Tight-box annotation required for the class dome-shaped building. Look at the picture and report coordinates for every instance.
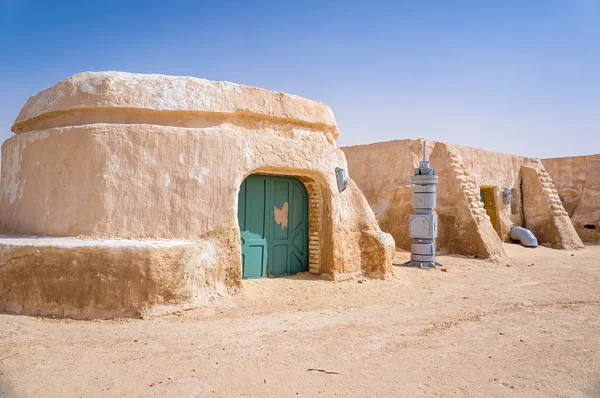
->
[0,71,394,319]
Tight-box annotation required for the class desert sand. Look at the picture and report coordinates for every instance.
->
[1,244,599,397]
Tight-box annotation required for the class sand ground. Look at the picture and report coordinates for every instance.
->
[1,244,599,397]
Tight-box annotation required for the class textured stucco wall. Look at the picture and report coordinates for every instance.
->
[0,123,394,276]
[0,237,231,319]
[543,155,600,242]
[446,144,540,241]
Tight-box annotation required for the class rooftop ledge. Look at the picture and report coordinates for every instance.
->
[12,71,340,139]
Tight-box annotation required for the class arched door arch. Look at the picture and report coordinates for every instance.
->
[238,174,308,278]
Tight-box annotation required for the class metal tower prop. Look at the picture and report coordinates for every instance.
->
[405,140,442,268]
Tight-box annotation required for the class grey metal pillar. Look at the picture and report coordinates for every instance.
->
[405,140,441,269]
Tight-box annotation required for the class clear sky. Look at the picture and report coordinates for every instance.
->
[1,0,598,158]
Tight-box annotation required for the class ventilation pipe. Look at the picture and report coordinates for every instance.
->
[510,226,538,247]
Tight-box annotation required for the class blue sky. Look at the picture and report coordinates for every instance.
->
[1,0,598,158]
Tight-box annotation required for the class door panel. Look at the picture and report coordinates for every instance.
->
[272,180,290,239]
[291,183,304,231]
[238,178,268,278]
[270,179,291,276]
[238,175,308,279]
[480,187,500,235]
[271,245,289,276]
[288,181,308,274]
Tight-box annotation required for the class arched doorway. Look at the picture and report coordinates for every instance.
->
[237,174,309,278]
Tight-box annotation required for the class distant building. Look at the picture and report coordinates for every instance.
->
[343,139,584,260]
[543,155,600,243]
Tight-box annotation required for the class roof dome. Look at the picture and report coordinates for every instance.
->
[12,71,339,140]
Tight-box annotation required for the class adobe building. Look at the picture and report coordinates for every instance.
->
[0,71,394,319]
[543,155,600,243]
[342,139,584,260]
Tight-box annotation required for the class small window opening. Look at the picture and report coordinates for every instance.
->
[583,224,596,230]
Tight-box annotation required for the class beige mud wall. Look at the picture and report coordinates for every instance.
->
[0,72,394,319]
[429,143,507,259]
[0,238,230,319]
[543,155,600,243]
[341,139,419,252]
[343,139,583,259]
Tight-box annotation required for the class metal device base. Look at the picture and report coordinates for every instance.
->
[404,260,443,269]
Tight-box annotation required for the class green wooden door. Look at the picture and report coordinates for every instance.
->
[238,175,308,279]
[238,177,269,278]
